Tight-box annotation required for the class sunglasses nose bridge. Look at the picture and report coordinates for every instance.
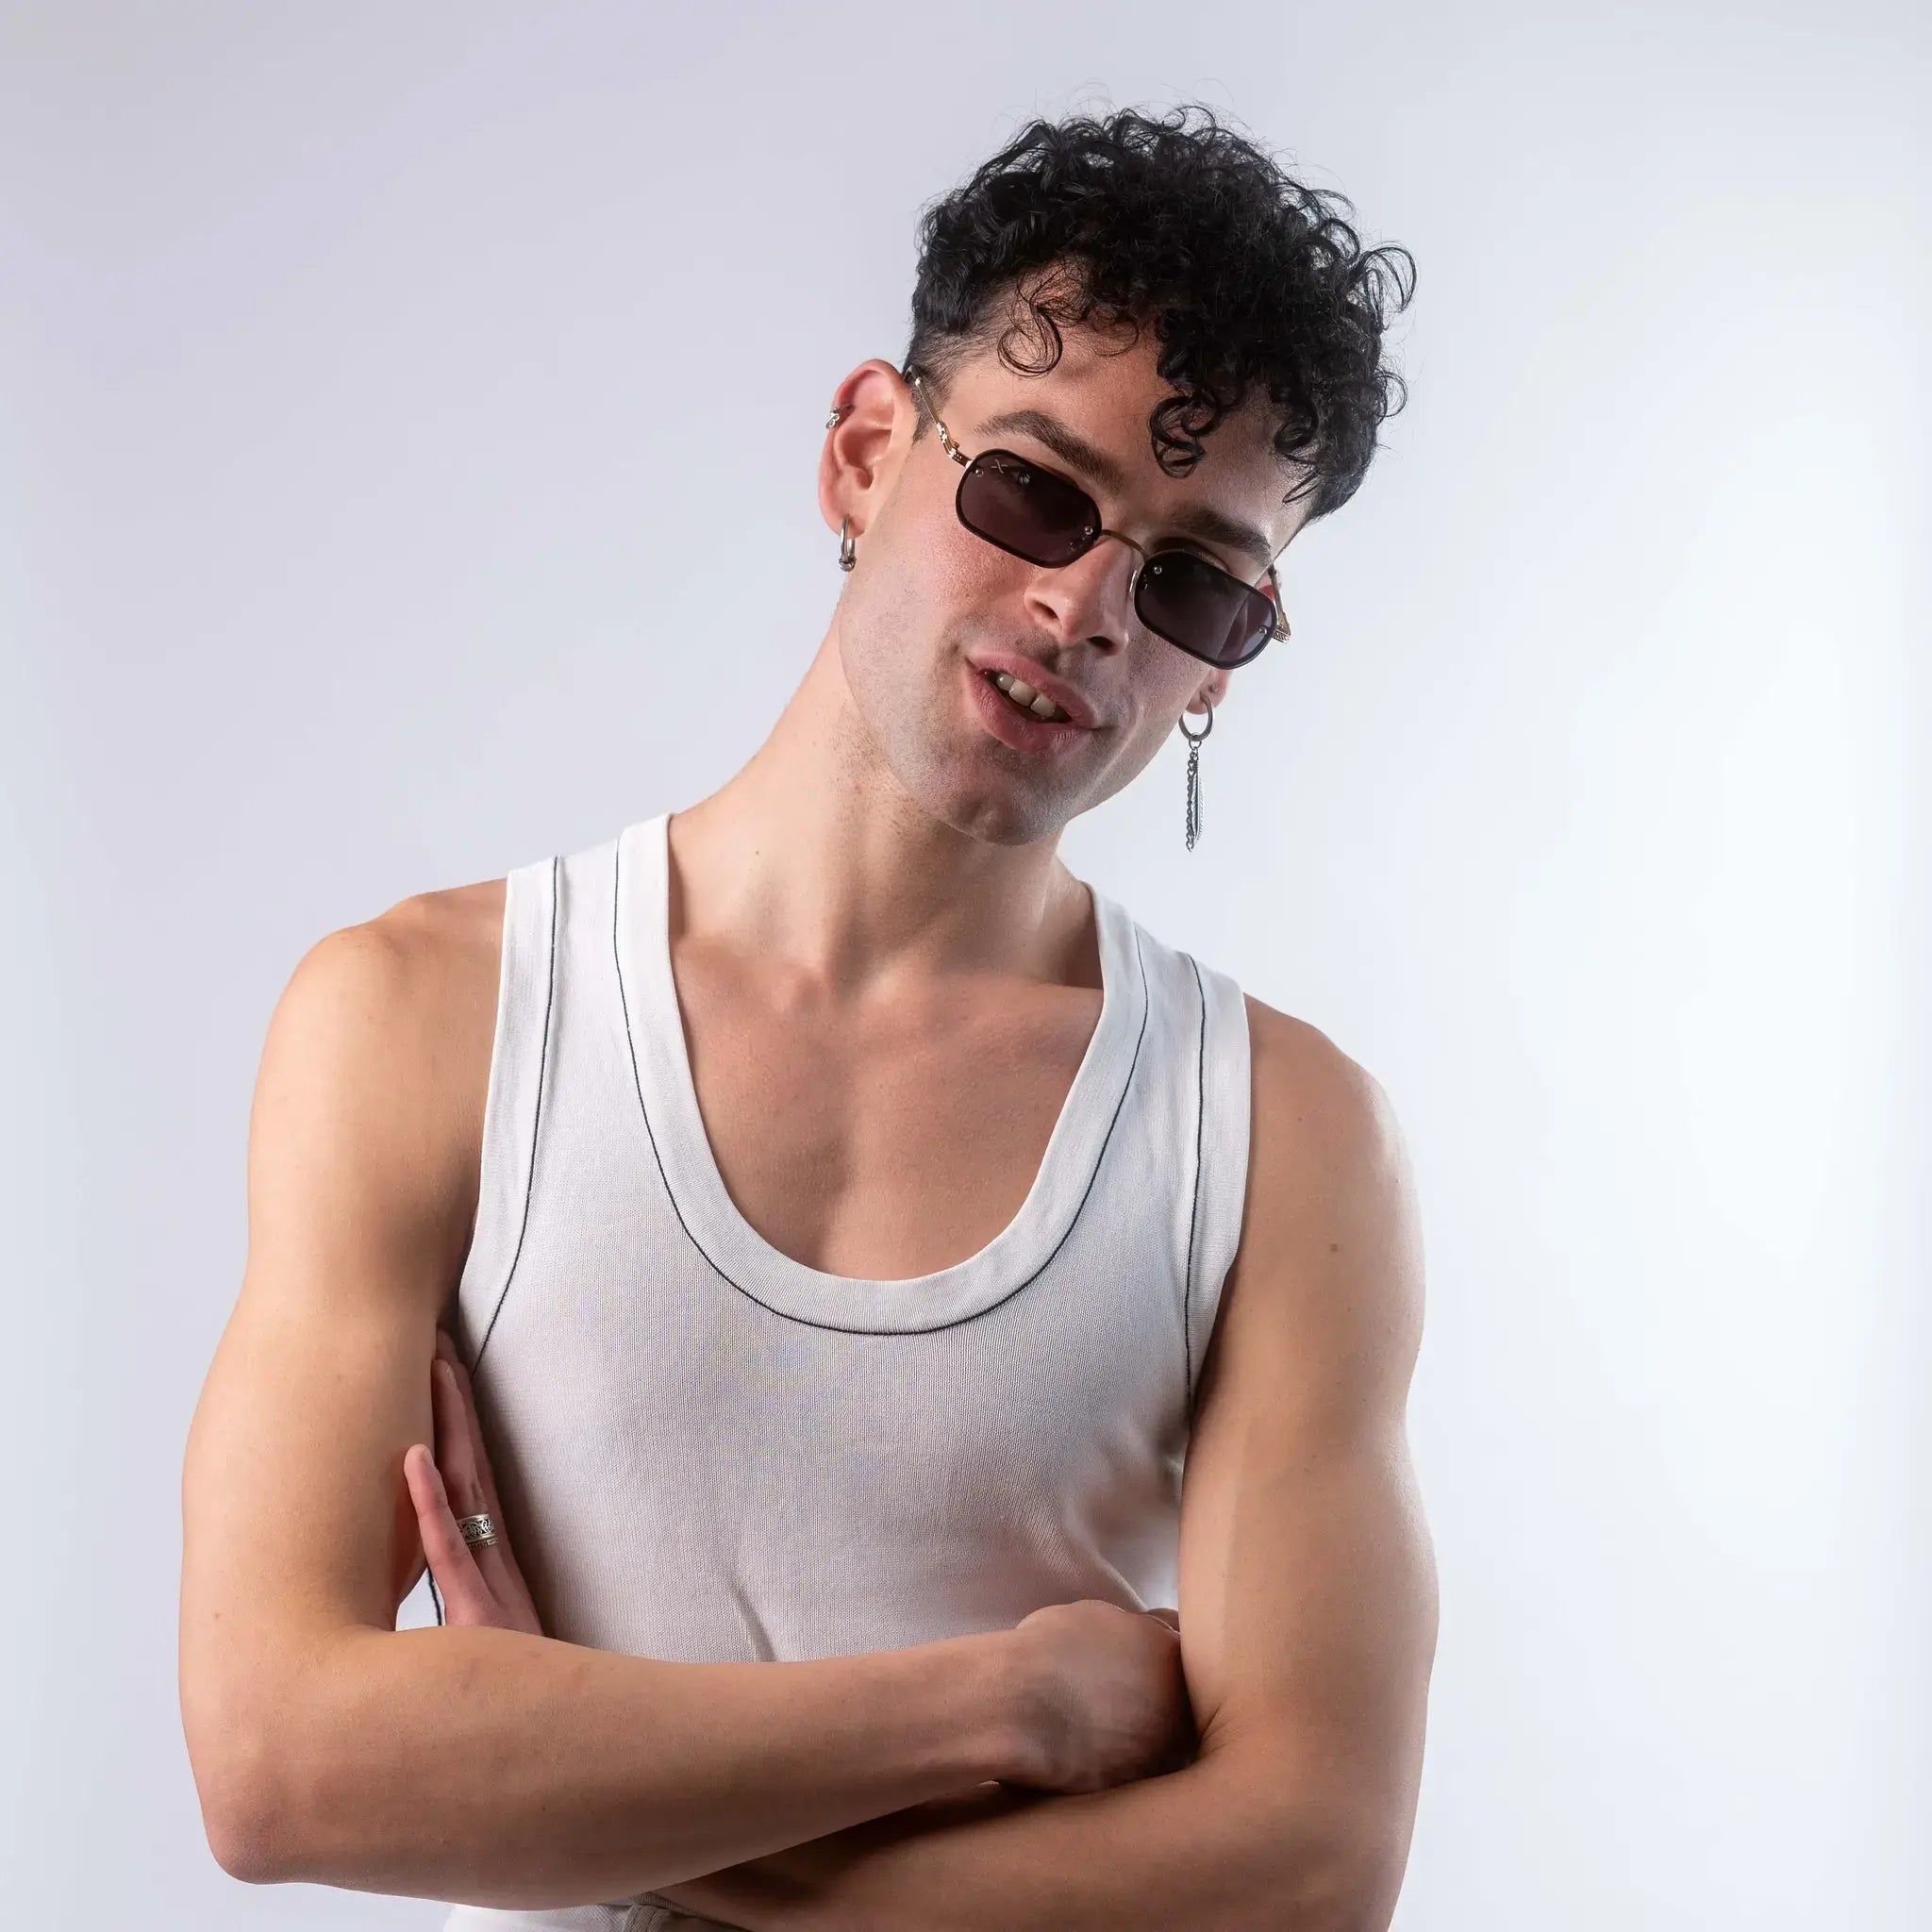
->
[1045,526,1156,652]
[1072,524,1152,603]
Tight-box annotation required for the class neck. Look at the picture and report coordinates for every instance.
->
[663,627,1094,1000]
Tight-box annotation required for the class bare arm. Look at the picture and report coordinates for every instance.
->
[1161,1002,1436,1925]
[178,898,1034,1909]
[646,999,1439,1932]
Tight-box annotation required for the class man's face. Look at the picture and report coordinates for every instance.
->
[824,326,1309,847]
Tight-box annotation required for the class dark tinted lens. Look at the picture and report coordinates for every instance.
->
[1137,550,1276,667]
[956,451,1098,567]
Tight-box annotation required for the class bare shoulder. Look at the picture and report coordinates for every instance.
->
[1240,992,1416,1238]
[1240,991,1408,1171]
[1206,992,1426,1416]
[251,874,508,1307]
[266,873,506,1116]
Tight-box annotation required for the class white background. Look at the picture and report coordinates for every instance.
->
[4,3,1925,1925]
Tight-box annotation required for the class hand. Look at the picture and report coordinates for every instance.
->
[403,1328,545,1637]
[1008,1599,1196,1790]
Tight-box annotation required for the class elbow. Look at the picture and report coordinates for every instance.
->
[189,1630,412,1890]
[1250,1883,1398,1932]
[184,1674,310,1886]
[207,1800,285,1887]
[196,1730,302,1885]
[1276,1831,1410,1932]
[1216,1801,1407,1932]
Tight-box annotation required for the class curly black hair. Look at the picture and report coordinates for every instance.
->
[901,104,1416,527]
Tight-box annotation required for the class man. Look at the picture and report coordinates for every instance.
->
[180,104,1435,1931]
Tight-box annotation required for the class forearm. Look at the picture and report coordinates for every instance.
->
[670,1746,1344,1932]
[238,1622,1029,1909]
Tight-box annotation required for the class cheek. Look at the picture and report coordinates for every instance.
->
[932,552,1035,645]
[1138,655,1210,725]
[851,517,995,658]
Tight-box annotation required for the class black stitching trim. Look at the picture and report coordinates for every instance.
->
[1182,952,1208,1434]
[612,828,1150,1336]
[473,853,559,1374]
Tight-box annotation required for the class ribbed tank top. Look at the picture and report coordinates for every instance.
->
[434,809,1252,1932]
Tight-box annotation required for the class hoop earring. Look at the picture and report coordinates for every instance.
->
[1177,700,1213,851]
[826,395,858,571]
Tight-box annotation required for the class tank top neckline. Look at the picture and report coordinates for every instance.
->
[610,808,1149,1331]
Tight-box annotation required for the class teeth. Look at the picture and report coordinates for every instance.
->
[990,670,1070,723]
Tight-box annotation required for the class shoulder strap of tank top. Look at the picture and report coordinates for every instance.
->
[456,853,560,1375]
[1181,953,1252,1427]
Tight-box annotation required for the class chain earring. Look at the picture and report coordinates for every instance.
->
[1178,700,1213,850]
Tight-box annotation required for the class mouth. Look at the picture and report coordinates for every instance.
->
[966,651,1104,726]
[965,661,1102,754]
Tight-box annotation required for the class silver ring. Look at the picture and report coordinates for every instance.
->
[458,1511,499,1549]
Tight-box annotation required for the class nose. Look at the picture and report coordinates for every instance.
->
[1021,530,1142,654]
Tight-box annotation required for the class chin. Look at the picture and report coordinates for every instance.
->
[935,785,1068,848]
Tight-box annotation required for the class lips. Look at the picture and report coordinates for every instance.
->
[964,658,1099,755]
[966,651,1103,730]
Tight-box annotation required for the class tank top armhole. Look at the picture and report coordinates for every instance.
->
[448,853,559,1378]
[1182,956,1252,1427]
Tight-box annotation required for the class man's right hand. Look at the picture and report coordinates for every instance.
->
[1008,1598,1197,1793]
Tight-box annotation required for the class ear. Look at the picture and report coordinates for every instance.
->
[818,358,916,547]
[1186,667,1233,716]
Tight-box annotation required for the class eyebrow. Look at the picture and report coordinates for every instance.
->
[974,406,1279,574]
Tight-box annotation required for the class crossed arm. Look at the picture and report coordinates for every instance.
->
[427,998,1439,1931]
[182,911,1434,1929]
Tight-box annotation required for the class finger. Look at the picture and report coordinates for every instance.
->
[431,1338,542,1632]
[403,1442,495,1624]
[436,1343,510,1534]
[431,1357,491,1525]
[436,1352,533,1611]
[435,1325,470,1386]
[1146,1607,1180,1632]
[430,1358,525,1606]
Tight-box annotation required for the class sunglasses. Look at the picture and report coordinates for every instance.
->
[905,368,1290,670]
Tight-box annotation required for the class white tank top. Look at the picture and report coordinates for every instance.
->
[435,809,1252,1932]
